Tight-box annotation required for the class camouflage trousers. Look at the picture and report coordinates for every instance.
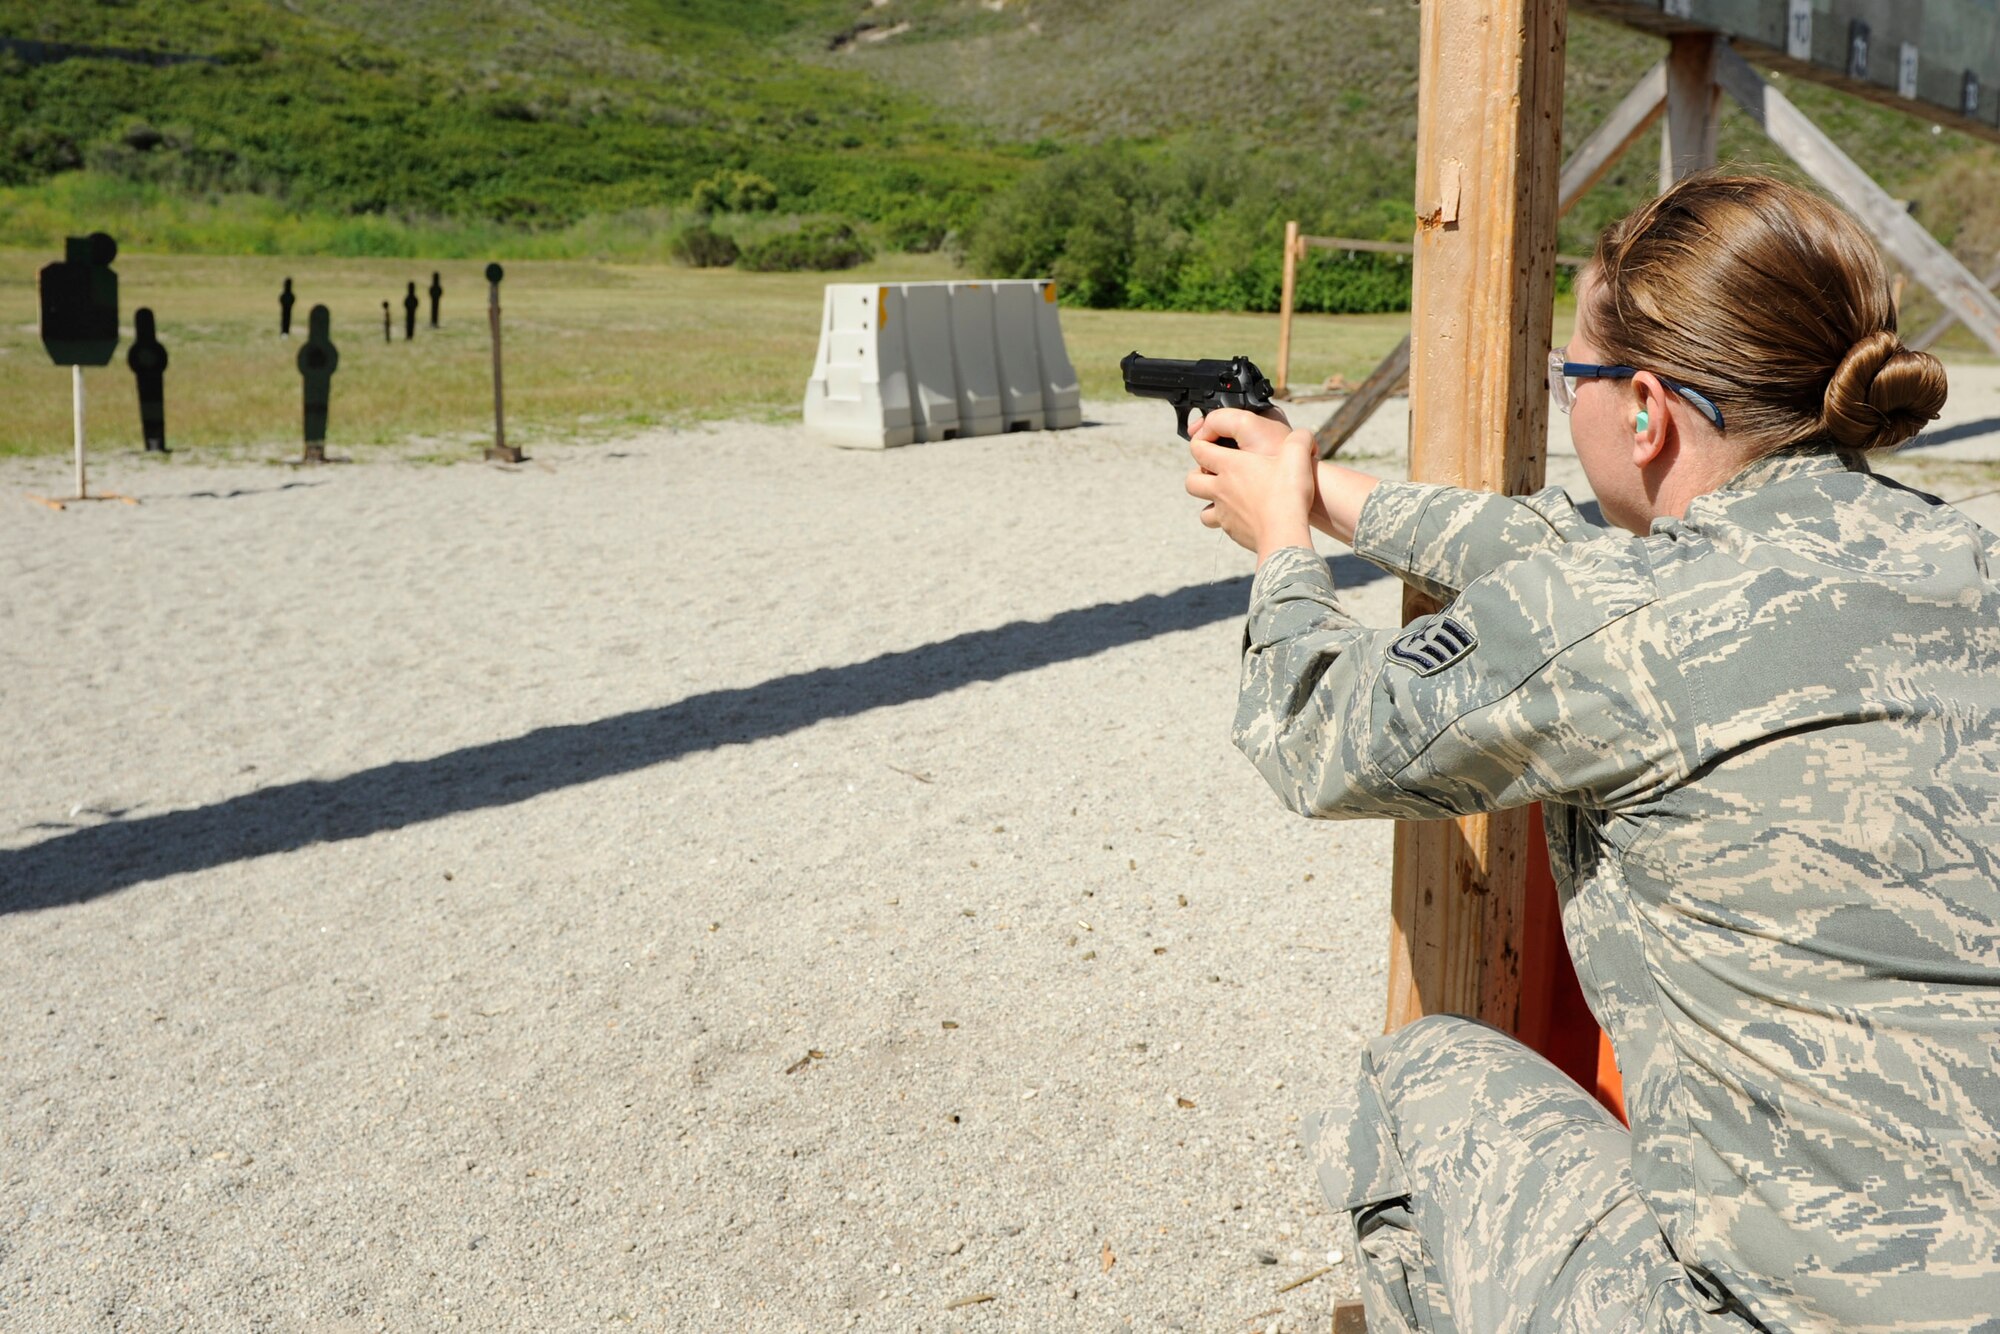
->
[1307,1016,1750,1334]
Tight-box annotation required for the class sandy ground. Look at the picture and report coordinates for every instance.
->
[5,373,2000,1333]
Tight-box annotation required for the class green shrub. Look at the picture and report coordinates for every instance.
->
[726,171,778,212]
[689,175,730,214]
[670,221,739,267]
[881,201,951,253]
[6,126,83,179]
[690,171,779,214]
[738,219,871,272]
[965,141,1417,313]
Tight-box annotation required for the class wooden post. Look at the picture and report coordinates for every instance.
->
[1385,0,1568,1034]
[1314,59,1664,461]
[1661,32,1721,188]
[484,262,522,464]
[72,365,87,500]
[1715,43,2000,360]
[1276,220,1301,397]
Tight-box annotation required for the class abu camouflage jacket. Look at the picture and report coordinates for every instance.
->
[1235,450,2000,1332]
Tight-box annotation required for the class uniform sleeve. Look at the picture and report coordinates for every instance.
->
[1352,482,1611,603]
[1233,541,1692,821]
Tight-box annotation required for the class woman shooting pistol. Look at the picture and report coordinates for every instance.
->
[1186,174,1997,1332]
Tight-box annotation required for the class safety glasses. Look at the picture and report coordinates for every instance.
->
[1548,348,1727,431]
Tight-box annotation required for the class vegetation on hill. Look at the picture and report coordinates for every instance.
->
[3,0,1997,318]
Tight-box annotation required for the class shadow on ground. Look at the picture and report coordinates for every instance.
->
[1910,417,2000,449]
[2,557,1387,914]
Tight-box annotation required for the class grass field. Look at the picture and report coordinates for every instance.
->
[2,249,1446,460]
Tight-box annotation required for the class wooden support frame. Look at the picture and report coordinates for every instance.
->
[1714,44,2000,360]
[1313,37,2000,461]
[1661,32,1722,188]
[1382,0,1569,1034]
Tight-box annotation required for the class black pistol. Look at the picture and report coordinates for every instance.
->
[1120,352,1278,443]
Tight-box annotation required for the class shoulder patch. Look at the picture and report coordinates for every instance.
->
[1387,615,1477,675]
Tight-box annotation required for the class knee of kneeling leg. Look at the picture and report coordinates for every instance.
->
[1363,1014,1535,1116]
[1368,1013,1493,1072]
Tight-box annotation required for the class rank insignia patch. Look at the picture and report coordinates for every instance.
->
[1388,616,1477,674]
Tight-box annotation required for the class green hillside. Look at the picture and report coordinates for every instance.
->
[3,0,1997,314]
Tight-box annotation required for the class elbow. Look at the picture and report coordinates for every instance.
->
[1236,727,1380,822]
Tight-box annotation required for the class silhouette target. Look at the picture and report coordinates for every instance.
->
[127,307,169,452]
[297,305,339,459]
[39,232,120,366]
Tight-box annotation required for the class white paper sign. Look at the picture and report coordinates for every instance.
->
[1899,42,1919,99]
[1663,0,1692,18]
[1787,0,1813,61]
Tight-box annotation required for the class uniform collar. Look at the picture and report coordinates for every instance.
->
[1668,448,1870,532]
[1715,446,1867,494]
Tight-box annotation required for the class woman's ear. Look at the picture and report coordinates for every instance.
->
[1629,372,1672,468]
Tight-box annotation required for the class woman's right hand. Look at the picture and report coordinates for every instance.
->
[1190,408,1381,547]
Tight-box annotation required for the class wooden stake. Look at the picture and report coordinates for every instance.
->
[1386,0,1567,1034]
[72,364,87,500]
[484,263,522,464]
[1276,220,1301,396]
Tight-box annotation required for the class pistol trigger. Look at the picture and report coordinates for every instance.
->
[1175,405,1192,440]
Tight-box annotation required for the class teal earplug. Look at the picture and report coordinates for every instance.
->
[1636,410,1650,433]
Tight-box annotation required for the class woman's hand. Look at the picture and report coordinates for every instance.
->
[1186,425,1318,562]
[1190,407,1380,547]
[1190,406,1292,456]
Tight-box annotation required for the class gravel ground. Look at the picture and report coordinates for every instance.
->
[5,371,1998,1333]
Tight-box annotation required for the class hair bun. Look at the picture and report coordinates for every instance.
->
[1822,330,1948,450]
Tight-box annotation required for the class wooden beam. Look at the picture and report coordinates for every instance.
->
[1716,43,2000,361]
[1384,0,1568,1035]
[1313,59,1662,461]
[1661,32,1721,188]
[1911,256,2000,351]
[1570,0,2000,152]
[1311,334,1411,457]
[1558,58,1667,207]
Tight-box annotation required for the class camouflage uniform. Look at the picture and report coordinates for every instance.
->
[1234,452,2000,1332]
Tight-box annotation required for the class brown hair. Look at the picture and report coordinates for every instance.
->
[1582,173,1947,453]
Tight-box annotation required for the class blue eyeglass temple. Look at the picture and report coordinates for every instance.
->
[1561,361,1727,432]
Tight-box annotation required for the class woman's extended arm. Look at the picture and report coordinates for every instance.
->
[1312,459,1380,546]
[1234,541,1690,821]
[1191,408,1612,601]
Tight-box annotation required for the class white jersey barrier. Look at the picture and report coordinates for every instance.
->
[803,279,1083,449]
